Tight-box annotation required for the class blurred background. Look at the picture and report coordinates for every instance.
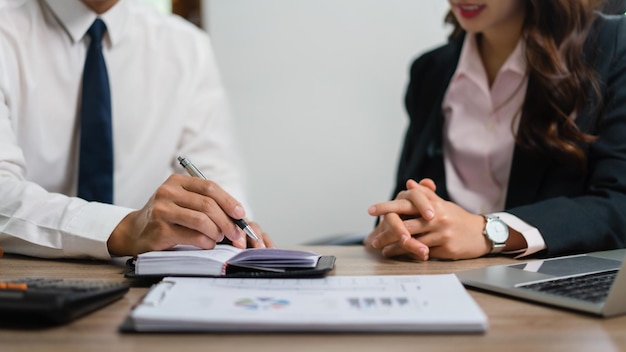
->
[142,0,450,245]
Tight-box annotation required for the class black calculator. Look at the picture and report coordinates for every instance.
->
[0,277,130,325]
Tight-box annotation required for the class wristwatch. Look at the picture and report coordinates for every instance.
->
[482,215,509,254]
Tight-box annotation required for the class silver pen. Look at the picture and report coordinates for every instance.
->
[177,156,260,242]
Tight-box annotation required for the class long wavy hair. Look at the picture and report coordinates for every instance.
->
[446,0,607,171]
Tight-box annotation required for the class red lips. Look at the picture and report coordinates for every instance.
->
[456,3,486,19]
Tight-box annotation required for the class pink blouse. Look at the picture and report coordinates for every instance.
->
[441,33,545,257]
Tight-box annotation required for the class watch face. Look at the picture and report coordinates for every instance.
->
[486,219,509,243]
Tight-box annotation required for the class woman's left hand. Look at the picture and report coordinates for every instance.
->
[364,179,490,261]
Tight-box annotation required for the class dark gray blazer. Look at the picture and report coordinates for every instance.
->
[393,13,626,257]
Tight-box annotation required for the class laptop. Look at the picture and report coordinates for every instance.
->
[456,249,626,317]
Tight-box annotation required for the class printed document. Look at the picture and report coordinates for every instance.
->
[124,274,487,333]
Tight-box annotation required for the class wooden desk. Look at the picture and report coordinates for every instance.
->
[1,246,625,352]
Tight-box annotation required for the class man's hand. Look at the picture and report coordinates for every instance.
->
[107,174,272,256]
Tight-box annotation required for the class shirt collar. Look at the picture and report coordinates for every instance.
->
[454,33,526,85]
[44,0,128,46]
[499,36,526,76]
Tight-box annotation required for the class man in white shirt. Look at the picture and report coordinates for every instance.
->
[0,0,271,259]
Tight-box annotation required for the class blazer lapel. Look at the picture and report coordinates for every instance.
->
[402,40,463,201]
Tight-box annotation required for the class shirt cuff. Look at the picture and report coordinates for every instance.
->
[63,202,134,260]
[492,212,546,258]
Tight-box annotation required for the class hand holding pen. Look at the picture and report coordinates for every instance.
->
[107,156,268,257]
[178,156,261,243]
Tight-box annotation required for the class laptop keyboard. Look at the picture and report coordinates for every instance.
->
[518,270,618,304]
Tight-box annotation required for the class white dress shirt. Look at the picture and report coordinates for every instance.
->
[442,33,546,257]
[0,0,248,259]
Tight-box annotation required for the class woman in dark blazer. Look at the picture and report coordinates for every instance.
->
[364,0,626,261]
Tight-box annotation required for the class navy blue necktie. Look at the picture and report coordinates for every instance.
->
[78,19,113,203]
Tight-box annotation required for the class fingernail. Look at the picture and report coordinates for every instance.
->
[371,239,380,248]
[424,209,434,220]
[231,229,242,241]
[419,247,429,260]
[368,206,376,215]
[233,205,245,218]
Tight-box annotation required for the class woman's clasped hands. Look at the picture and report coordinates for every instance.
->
[364,178,491,261]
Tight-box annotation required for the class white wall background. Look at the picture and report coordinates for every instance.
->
[204,0,450,246]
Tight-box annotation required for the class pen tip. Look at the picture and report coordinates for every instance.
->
[246,228,260,242]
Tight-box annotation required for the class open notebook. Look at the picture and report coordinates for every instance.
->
[456,249,626,317]
[125,245,335,279]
